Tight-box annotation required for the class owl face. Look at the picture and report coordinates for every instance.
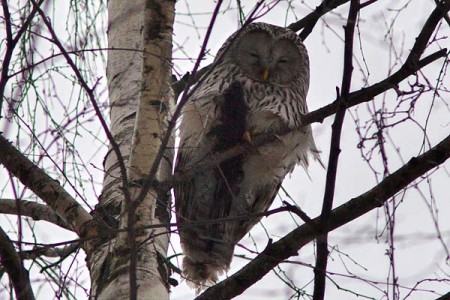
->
[230,30,306,85]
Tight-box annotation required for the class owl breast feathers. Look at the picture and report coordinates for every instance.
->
[174,22,321,293]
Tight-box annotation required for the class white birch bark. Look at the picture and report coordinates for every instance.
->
[88,0,175,299]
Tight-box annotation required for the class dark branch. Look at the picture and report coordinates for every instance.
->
[172,65,211,100]
[435,0,450,26]
[0,226,35,300]
[288,0,377,40]
[313,1,359,299]
[405,0,450,66]
[196,133,450,300]
[302,48,447,125]
[436,291,450,300]
[288,0,349,40]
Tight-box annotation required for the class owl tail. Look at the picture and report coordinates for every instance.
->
[182,253,230,294]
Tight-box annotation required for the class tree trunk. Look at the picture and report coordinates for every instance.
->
[87,0,175,299]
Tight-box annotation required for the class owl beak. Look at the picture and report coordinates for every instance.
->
[262,68,269,81]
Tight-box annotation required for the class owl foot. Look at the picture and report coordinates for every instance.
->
[242,130,252,143]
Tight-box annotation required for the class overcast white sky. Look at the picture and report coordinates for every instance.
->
[0,1,449,299]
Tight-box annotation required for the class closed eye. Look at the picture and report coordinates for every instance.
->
[248,52,259,58]
[278,58,288,64]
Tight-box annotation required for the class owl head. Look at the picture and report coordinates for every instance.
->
[217,22,309,86]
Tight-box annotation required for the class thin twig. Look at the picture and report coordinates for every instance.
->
[0,0,45,117]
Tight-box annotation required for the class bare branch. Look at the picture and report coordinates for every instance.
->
[302,48,447,125]
[314,1,359,299]
[0,226,35,300]
[435,0,450,26]
[405,0,450,66]
[0,199,71,230]
[436,291,450,300]
[0,135,92,237]
[172,65,211,100]
[196,133,450,299]
[288,0,349,40]
[305,0,450,124]
[19,243,79,260]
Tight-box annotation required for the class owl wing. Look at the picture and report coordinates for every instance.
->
[175,81,253,290]
[175,80,246,231]
[231,179,282,243]
[174,98,218,228]
[174,97,222,290]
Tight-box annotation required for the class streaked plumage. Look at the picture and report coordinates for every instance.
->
[174,22,321,292]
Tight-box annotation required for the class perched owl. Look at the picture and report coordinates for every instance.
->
[174,22,321,292]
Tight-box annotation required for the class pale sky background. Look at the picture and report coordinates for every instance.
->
[0,1,449,299]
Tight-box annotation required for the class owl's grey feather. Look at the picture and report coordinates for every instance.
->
[174,22,321,292]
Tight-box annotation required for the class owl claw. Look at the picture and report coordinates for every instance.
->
[242,131,252,143]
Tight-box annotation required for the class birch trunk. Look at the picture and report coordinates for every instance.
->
[87,0,175,299]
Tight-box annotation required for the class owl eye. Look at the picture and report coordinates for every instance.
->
[248,52,259,58]
[278,57,288,64]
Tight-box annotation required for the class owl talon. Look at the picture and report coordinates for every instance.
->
[242,131,252,143]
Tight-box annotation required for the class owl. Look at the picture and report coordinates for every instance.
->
[174,22,321,292]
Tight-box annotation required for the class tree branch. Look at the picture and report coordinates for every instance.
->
[435,0,450,26]
[313,1,359,299]
[196,133,450,300]
[0,135,92,237]
[405,0,450,66]
[172,65,211,101]
[0,226,35,300]
[0,199,71,230]
[436,291,450,300]
[19,242,79,261]
[288,0,349,40]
